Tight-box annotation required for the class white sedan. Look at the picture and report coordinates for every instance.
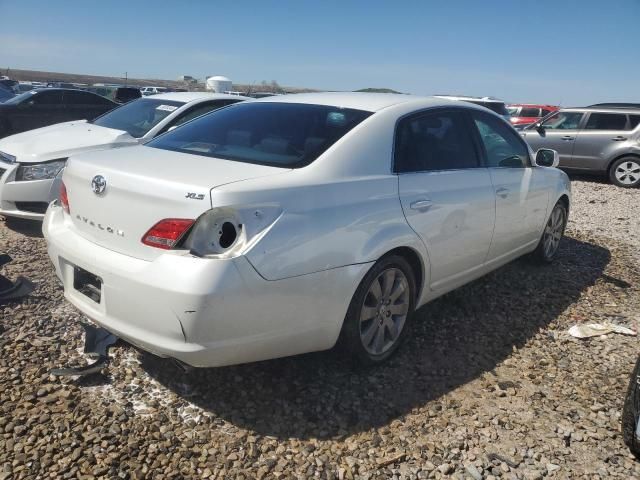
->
[43,93,570,367]
[0,92,248,220]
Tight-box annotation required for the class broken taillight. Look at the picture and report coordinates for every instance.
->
[59,181,70,213]
[141,219,195,249]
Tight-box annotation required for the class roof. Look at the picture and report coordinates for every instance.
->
[146,92,250,103]
[250,92,432,112]
[508,103,559,109]
[434,95,505,104]
[562,106,640,114]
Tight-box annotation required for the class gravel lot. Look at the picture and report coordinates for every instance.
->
[1,178,639,479]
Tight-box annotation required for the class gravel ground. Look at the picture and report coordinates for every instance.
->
[1,178,639,479]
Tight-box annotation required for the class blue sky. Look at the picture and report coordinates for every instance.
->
[1,0,638,105]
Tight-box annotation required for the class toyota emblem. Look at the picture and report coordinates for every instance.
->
[91,175,107,195]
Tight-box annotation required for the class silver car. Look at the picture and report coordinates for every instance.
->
[521,106,640,188]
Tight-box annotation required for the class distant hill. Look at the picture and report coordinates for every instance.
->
[355,87,402,94]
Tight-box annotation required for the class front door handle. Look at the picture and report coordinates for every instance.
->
[495,187,510,198]
[410,199,433,211]
[612,136,627,141]
[561,136,574,141]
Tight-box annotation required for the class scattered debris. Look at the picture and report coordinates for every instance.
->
[568,322,636,338]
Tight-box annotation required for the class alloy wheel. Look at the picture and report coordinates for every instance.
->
[543,205,565,259]
[359,268,410,355]
[615,160,640,186]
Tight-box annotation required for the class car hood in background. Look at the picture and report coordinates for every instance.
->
[0,121,137,163]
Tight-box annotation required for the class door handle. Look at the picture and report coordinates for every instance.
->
[611,136,627,141]
[495,187,510,198]
[561,136,574,141]
[409,199,433,211]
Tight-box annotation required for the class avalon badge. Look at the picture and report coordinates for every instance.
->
[91,175,107,195]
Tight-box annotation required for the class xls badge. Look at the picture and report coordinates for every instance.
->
[91,175,107,195]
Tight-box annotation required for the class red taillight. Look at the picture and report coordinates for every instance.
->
[141,219,195,249]
[59,181,70,213]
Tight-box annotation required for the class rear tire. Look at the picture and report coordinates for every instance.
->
[609,156,640,188]
[341,255,416,366]
[532,201,567,264]
[622,356,640,458]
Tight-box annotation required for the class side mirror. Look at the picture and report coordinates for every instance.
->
[534,149,559,168]
[535,122,545,135]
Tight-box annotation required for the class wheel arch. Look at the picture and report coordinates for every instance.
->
[378,246,425,302]
[606,152,640,173]
[558,193,570,212]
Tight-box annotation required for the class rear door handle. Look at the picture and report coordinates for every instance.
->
[409,199,433,211]
[612,136,627,141]
[561,136,574,141]
[495,187,510,198]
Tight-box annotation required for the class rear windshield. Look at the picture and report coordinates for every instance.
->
[147,102,373,168]
[469,101,509,117]
[92,98,184,137]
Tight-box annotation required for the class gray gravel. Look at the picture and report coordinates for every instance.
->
[1,179,639,479]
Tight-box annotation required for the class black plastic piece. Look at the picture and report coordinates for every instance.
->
[50,324,118,377]
[0,254,35,303]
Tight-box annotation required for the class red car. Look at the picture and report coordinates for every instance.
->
[508,104,559,128]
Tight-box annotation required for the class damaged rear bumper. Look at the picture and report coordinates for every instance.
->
[43,205,370,367]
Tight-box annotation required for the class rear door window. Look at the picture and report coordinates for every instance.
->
[394,110,480,172]
[629,115,640,130]
[472,111,530,168]
[585,113,628,130]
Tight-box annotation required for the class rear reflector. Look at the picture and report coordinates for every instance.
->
[141,219,195,249]
[60,181,70,213]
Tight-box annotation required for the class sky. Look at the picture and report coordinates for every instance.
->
[0,0,638,106]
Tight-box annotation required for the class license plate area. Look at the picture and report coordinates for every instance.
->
[73,266,102,303]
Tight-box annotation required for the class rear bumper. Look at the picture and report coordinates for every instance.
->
[43,205,370,367]
[0,162,53,220]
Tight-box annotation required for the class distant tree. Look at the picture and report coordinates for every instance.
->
[355,87,402,94]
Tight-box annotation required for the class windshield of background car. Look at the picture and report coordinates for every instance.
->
[0,89,14,103]
[92,98,184,137]
[2,91,37,105]
[469,101,509,117]
[146,102,373,168]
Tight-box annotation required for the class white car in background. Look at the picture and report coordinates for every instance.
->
[0,92,248,220]
[434,95,511,121]
[140,86,169,96]
[44,93,570,368]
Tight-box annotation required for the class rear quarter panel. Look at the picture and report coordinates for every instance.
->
[213,173,428,282]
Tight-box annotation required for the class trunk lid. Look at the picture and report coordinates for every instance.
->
[64,145,289,261]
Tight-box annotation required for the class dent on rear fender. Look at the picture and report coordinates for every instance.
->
[245,193,426,280]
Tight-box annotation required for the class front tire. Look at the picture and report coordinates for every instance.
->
[622,356,640,458]
[609,157,640,188]
[341,255,416,366]
[532,201,567,263]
